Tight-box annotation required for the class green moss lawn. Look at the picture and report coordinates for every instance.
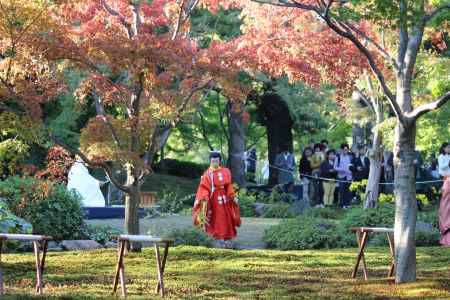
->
[2,246,450,299]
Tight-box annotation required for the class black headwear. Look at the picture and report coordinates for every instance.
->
[209,150,222,160]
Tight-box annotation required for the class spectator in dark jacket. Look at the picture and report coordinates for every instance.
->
[299,147,313,203]
[351,146,370,181]
[320,149,337,206]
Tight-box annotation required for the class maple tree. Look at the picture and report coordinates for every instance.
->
[41,0,248,250]
[222,0,450,283]
[0,0,63,118]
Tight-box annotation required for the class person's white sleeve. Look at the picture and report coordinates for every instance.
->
[438,155,450,177]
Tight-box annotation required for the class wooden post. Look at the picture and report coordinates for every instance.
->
[33,241,43,295]
[387,232,395,277]
[156,242,170,294]
[154,243,165,297]
[113,240,126,296]
[352,231,369,279]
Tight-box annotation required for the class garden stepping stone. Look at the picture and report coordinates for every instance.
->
[61,240,103,250]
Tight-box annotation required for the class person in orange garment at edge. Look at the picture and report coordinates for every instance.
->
[192,150,241,248]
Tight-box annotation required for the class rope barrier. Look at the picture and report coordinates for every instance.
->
[236,153,445,185]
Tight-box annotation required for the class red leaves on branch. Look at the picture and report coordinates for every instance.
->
[36,146,75,184]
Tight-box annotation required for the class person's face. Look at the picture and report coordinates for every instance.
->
[305,149,312,157]
[445,145,450,154]
[359,148,365,156]
[342,147,349,154]
[314,147,321,153]
[328,152,335,160]
[210,157,220,168]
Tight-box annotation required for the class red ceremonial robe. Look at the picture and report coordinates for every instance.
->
[439,178,450,246]
[192,167,241,240]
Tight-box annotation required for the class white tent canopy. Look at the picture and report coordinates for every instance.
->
[67,161,105,207]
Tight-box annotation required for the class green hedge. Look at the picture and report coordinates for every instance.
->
[0,176,85,240]
[152,159,209,179]
[263,202,439,250]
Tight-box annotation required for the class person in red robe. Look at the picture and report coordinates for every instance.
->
[192,151,241,242]
[439,177,450,246]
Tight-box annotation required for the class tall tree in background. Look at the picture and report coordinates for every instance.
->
[245,0,450,283]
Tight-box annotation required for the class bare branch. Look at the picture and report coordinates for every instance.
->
[397,0,409,68]
[92,91,124,148]
[250,0,320,11]
[174,80,214,123]
[320,16,404,123]
[407,91,450,120]
[49,133,130,193]
[198,110,214,150]
[101,0,133,38]
[423,4,450,24]
[343,22,399,71]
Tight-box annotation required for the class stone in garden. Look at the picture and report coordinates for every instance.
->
[47,241,64,252]
[252,202,270,216]
[61,240,103,250]
[288,199,310,215]
[104,241,118,249]
[416,221,434,233]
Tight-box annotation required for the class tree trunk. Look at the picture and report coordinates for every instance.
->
[364,129,382,209]
[393,120,417,283]
[364,101,384,209]
[124,164,141,252]
[352,122,365,151]
[259,93,293,185]
[227,101,246,186]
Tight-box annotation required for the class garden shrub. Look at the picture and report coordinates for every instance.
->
[415,228,440,246]
[149,227,214,247]
[158,189,188,214]
[262,187,296,203]
[304,207,340,219]
[236,189,257,217]
[81,224,122,245]
[0,139,30,176]
[417,210,438,228]
[340,202,395,229]
[263,216,342,250]
[0,176,85,240]
[152,159,209,179]
[262,202,296,218]
[0,200,32,234]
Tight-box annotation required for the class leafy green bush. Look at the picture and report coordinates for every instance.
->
[236,189,257,217]
[0,139,30,176]
[340,202,395,229]
[0,200,32,234]
[415,228,440,246]
[158,189,188,214]
[81,224,122,245]
[261,187,295,204]
[417,210,438,228]
[153,227,214,247]
[0,176,85,240]
[262,203,296,218]
[264,216,341,250]
[152,159,209,179]
[304,207,340,219]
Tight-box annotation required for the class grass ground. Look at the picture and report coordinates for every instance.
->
[2,246,450,299]
[87,216,279,249]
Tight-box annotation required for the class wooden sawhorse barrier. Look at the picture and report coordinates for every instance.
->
[113,235,174,297]
[0,234,52,296]
[350,227,395,280]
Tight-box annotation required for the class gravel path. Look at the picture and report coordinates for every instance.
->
[87,215,280,249]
